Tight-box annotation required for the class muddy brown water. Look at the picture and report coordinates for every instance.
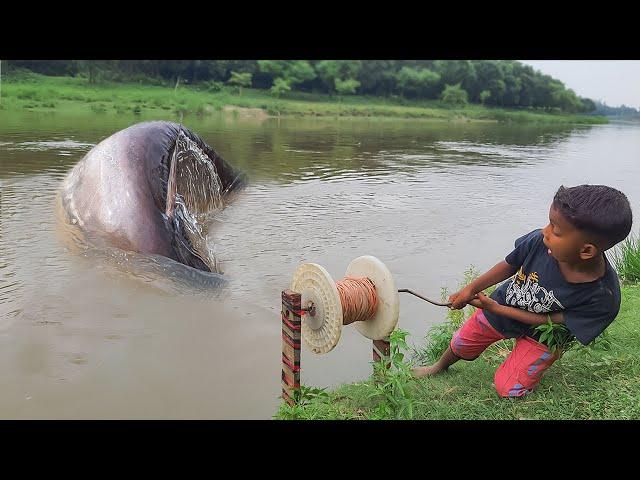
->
[1,110,639,418]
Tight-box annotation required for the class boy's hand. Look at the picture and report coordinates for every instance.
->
[448,286,477,310]
[468,292,500,313]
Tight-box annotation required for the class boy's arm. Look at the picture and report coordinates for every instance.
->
[494,304,564,326]
[467,260,518,293]
[470,292,565,325]
[449,261,517,309]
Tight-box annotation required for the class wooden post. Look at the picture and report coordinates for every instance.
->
[281,290,302,406]
[372,337,391,371]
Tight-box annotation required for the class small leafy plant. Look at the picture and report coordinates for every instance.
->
[275,384,330,420]
[293,385,329,406]
[534,318,577,354]
[367,328,419,419]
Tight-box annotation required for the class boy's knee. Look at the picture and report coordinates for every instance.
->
[493,373,532,398]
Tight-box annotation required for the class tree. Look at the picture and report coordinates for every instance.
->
[315,60,362,95]
[579,97,596,113]
[258,60,316,90]
[518,66,536,107]
[471,60,504,104]
[479,90,491,105]
[551,87,582,113]
[502,63,522,106]
[8,60,77,77]
[395,67,441,99]
[75,60,97,84]
[488,78,506,106]
[227,71,253,96]
[355,60,398,96]
[335,78,360,96]
[270,77,292,98]
[433,60,476,94]
[440,83,468,106]
[258,60,316,97]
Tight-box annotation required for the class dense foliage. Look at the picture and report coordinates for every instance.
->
[3,60,607,113]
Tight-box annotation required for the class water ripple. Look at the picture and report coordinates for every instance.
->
[3,139,95,151]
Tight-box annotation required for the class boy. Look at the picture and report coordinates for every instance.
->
[412,184,633,398]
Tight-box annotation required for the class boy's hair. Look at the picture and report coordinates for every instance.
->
[553,184,633,251]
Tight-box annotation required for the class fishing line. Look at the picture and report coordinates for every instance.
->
[336,276,379,325]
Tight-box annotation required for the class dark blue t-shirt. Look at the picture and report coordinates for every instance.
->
[483,229,621,346]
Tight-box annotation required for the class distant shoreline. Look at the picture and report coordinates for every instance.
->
[1,74,608,125]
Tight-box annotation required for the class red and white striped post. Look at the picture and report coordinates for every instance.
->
[281,290,302,406]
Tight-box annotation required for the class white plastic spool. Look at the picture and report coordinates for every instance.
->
[290,255,399,355]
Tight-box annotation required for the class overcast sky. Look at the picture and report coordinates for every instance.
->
[520,61,640,110]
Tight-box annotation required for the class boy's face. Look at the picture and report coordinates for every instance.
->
[542,204,599,263]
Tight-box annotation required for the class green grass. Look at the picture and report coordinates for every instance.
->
[0,72,608,124]
[609,231,640,283]
[275,279,640,420]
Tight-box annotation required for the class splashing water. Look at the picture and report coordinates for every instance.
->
[170,130,225,273]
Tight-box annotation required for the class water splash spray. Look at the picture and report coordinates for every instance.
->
[169,128,225,273]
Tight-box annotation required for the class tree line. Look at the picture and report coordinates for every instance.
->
[5,60,599,113]
[593,100,640,117]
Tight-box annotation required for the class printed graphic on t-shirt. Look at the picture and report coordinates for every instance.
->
[505,267,565,313]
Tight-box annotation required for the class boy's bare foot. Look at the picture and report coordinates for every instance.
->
[412,347,460,379]
[411,365,445,378]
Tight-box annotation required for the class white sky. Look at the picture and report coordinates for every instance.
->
[520,61,640,110]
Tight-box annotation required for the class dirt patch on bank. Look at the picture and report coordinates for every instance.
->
[222,105,271,121]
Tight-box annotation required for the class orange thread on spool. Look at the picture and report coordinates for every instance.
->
[336,276,378,325]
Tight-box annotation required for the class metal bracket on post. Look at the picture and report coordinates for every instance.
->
[281,290,302,406]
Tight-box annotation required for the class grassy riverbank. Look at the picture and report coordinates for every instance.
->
[276,277,640,420]
[1,72,607,124]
